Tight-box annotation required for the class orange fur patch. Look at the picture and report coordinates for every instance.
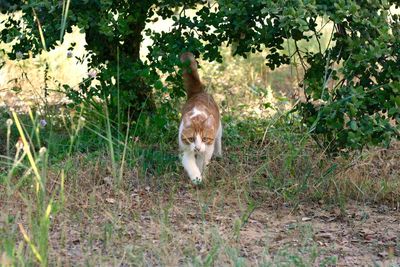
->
[180,52,220,145]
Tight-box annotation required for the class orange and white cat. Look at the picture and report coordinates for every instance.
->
[179,52,222,184]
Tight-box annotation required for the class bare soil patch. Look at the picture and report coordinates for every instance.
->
[42,184,400,266]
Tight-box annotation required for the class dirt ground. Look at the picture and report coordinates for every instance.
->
[40,183,400,266]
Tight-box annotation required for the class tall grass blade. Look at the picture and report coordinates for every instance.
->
[18,224,43,264]
[117,46,121,133]
[118,118,130,186]
[31,8,47,51]
[6,119,13,165]
[60,0,71,42]
[104,104,118,183]
[12,112,44,192]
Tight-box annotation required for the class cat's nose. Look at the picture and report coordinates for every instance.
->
[194,146,200,152]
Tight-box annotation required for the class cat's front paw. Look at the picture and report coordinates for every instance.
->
[190,175,203,185]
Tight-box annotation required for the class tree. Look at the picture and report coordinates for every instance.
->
[149,0,400,152]
[0,0,201,121]
[1,0,399,151]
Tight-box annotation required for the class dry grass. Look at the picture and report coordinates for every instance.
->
[1,114,399,265]
[3,157,400,266]
[0,26,87,112]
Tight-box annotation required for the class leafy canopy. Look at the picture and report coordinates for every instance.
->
[1,0,399,151]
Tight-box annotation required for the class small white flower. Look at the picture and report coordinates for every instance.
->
[39,147,47,156]
[6,119,13,127]
[16,138,23,150]
[76,116,86,131]
[88,70,97,78]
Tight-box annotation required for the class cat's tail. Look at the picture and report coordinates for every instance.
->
[180,52,204,98]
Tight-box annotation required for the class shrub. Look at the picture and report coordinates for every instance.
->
[1,0,399,151]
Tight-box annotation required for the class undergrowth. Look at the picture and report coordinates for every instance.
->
[0,103,398,265]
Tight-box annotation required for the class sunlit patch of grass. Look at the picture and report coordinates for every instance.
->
[0,23,88,111]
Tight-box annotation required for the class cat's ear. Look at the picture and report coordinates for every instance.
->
[205,115,214,128]
[183,114,191,127]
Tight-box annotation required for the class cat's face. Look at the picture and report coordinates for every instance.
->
[181,112,216,153]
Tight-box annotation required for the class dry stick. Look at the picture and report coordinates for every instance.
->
[294,40,308,73]
[313,24,322,54]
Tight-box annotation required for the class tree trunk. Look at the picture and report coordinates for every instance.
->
[85,4,156,122]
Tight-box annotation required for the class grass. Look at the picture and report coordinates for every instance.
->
[0,102,399,265]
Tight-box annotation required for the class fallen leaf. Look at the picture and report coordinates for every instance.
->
[103,176,113,186]
[106,198,116,204]
[361,228,374,235]
[333,207,341,216]
[315,232,334,240]
[361,228,375,241]
[378,251,388,258]
[364,234,374,241]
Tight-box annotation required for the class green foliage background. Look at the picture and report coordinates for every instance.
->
[1,0,399,151]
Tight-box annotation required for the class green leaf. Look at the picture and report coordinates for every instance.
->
[154,80,163,90]
[349,120,358,131]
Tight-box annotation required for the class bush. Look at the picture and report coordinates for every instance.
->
[1,0,399,151]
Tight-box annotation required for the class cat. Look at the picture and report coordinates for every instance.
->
[178,52,222,184]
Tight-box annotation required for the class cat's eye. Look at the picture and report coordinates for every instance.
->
[202,137,213,142]
[187,137,195,142]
